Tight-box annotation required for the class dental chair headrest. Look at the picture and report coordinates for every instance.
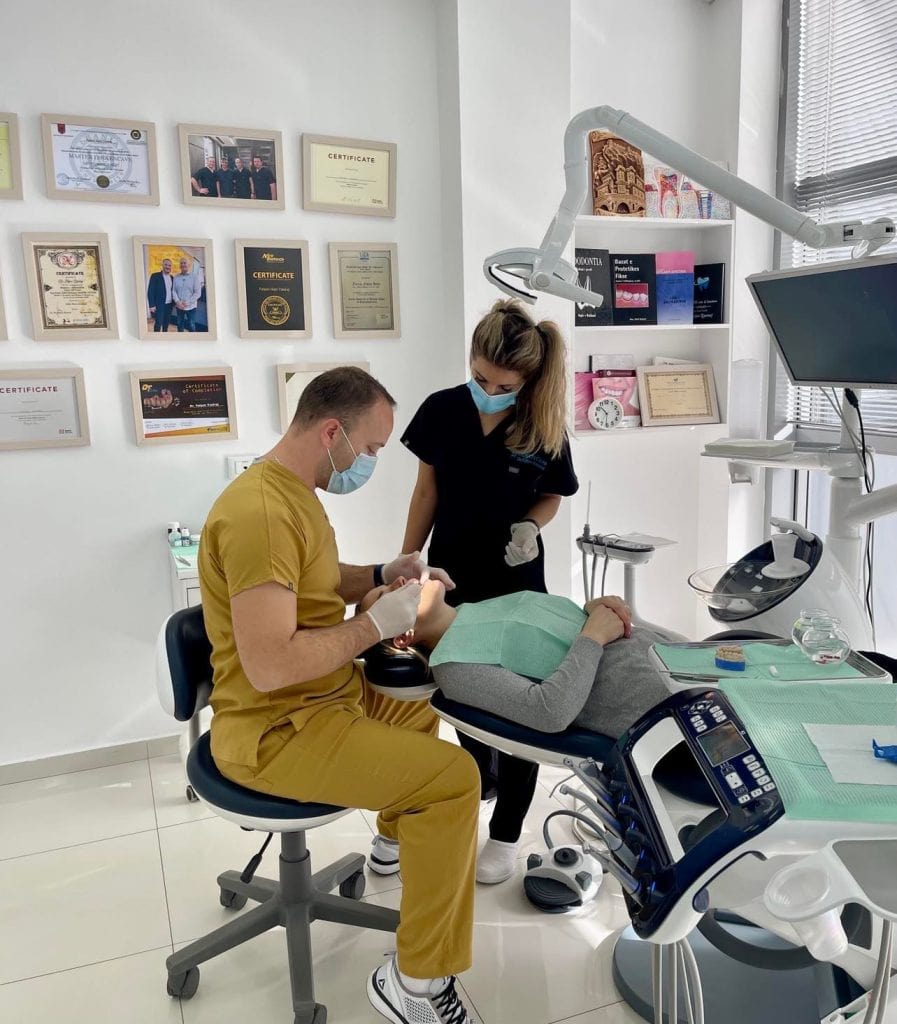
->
[362,642,432,687]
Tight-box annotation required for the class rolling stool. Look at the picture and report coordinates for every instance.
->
[155,606,400,1024]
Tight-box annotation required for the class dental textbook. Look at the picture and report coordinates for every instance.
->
[655,251,695,325]
[610,253,657,325]
[574,247,613,326]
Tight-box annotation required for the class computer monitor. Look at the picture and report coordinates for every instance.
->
[747,253,897,390]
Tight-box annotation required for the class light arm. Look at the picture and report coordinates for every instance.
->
[485,104,895,304]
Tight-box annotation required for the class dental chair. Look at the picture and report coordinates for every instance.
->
[156,606,400,1024]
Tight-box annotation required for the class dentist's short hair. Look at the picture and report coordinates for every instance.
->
[290,365,395,432]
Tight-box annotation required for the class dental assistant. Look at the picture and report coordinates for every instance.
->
[401,298,578,884]
[198,367,480,1024]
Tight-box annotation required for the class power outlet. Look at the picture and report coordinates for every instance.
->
[226,454,258,479]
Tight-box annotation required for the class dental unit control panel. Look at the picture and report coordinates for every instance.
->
[574,688,784,945]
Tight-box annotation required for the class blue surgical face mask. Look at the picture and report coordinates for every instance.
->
[467,376,519,414]
[326,426,377,495]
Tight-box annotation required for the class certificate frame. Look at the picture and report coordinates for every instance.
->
[328,242,400,339]
[178,123,285,210]
[22,231,118,341]
[235,239,312,340]
[302,133,396,217]
[636,362,720,427]
[0,366,90,450]
[128,366,237,446]
[276,360,370,433]
[0,113,23,200]
[132,236,217,340]
[0,276,7,340]
[40,113,160,205]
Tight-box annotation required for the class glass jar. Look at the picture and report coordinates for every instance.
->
[795,612,851,666]
[791,609,831,649]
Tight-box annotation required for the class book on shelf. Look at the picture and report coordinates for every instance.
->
[574,248,613,326]
[610,253,657,325]
[655,251,695,325]
[693,263,726,324]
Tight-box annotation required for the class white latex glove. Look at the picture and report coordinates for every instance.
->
[383,551,456,590]
[504,520,540,567]
[365,580,422,640]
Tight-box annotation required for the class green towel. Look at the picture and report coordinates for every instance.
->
[654,641,861,681]
[428,592,586,680]
[722,680,897,823]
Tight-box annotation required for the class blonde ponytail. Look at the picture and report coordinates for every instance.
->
[470,299,568,456]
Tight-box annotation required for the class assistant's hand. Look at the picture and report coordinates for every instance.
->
[504,520,540,567]
[365,580,422,640]
[383,551,456,589]
[584,596,632,638]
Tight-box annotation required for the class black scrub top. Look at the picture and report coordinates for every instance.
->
[401,384,578,606]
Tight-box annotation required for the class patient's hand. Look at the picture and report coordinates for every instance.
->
[582,604,626,647]
[584,596,632,638]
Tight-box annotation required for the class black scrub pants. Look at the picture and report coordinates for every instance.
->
[456,731,540,843]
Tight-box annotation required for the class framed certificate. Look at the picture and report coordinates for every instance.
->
[128,367,237,446]
[0,113,23,200]
[0,275,7,340]
[636,363,720,426]
[22,232,118,341]
[178,123,285,210]
[41,114,159,204]
[276,361,370,433]
[302,134,396,217]
[329,242,400,339]
[132,237,216,339]
[235,240,312,339]
[0,366,90,450]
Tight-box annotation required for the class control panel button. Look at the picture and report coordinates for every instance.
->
[750,788,762,798]
[737,794,750,804]
[696,724,707,732]
[744,755,757,765]
[724,772,742,789]
[751,768,764,778]
[757,775,771,785]
[762,782,776,792]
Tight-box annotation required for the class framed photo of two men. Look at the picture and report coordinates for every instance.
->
[133,237,217,340]
[178,124,285,210]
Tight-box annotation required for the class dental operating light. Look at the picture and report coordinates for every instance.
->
[483,105,896,304]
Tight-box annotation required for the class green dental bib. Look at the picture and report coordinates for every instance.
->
[428,592,587,679]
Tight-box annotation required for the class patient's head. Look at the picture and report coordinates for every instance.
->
[358,576,453,648]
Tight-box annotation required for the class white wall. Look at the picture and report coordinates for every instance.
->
[0,0,456,764]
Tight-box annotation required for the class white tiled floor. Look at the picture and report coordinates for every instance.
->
[0,752,640,1024]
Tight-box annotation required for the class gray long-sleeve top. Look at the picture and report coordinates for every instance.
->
[431,627,671,738]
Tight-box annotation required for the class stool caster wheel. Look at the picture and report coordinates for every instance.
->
[167,966,200,999]
[220,888,248,910]
[295,1004,327,1024]
[339,870,365,900]
[185,785,199,803]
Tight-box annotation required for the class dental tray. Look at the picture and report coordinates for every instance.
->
[651,640,890,684]
[703,439,796,459]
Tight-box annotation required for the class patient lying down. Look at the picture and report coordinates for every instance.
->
[359,579,670,739]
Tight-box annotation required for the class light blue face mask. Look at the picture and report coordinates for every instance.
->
[467,376,519,414]
[326,427,377,495]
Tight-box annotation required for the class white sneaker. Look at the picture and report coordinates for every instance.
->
[369,834,401,876]
[367,953,476,1024]
[475,838,518,884]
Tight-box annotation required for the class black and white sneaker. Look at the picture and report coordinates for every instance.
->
[367,954,475,1024]
[369,834,401,876]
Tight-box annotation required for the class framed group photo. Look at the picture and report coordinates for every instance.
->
[235,239,312,340]
[178,124,284,209]
[276,360,370,433]
[22,231,118,341]
[0,366,90,450]
[40,113,159,204]
[329,242,400,339]
[132,237,216,339]
[302,133,396,217]
[128,367,237,446]
[0,113,22,200]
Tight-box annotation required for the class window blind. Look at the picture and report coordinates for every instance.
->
[777,0,897,436]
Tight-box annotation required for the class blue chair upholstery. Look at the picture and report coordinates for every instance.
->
[429,690,616,763]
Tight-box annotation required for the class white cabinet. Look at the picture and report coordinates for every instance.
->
[168,543,200,611]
